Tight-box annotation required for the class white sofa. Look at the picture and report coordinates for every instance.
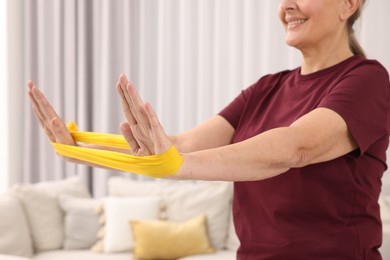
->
[2,176,390,260]
[0,176,239,260]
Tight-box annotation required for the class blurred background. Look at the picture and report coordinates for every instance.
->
[1,0,389,197]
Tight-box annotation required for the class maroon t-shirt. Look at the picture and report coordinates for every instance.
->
[219,55,390,259]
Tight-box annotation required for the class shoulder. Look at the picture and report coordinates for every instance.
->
[342,56,390,81]
[337,57,390,96]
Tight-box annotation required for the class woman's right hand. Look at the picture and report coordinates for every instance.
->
[27,80,76,146]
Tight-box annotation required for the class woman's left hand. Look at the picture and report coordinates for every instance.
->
[116,74,172,156]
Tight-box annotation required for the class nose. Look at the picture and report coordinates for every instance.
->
[279,0,297,11]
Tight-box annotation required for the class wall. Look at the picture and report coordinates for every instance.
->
[4,0,390,195]
[358,1,390,195]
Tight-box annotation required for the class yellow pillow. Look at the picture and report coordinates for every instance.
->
[130,215,215,260]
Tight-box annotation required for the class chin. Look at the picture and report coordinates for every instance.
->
[285,38,299,48]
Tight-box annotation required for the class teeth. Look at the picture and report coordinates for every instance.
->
[288,19,307,26]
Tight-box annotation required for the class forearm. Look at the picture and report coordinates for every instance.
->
[171,108,358,182]
[168,134,207,153]
[171,127,300,182]
[168,116,235,153]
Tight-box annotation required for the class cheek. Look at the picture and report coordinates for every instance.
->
[312,13,338,34]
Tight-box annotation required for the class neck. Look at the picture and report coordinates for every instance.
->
[299,35,353,75]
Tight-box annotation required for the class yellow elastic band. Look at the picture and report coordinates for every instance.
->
[51,121,184,178]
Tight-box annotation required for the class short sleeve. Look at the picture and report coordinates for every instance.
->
[218,83,256,129]
[219,71,291,129]
[318,62,390,155]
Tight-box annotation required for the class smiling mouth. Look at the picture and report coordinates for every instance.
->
[287,19,307,28]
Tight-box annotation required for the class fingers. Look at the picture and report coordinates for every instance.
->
[28,81,56,142]
[119,121,142,155]
[29,82,61,124]
[120,104,170,156]
[118,74,150,128]
[126,82,148,125]
[28,91,54,141]
[27,81,75,146]
[117,74,148,131]
[118,74,136,125]
[28,81,46,127]
[116,82,137,125]
[145,102,171,154]
[117,74,154,154]
[117,83,153,154]
[125,82,152,137]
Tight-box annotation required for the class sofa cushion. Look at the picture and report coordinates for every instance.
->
[12,176,90,252]
[130,215,214,260]
[58,196,101,250]
[97,197,161,253]
[181,250,236,260]
[32,250,236,260]
[0,194,33,257]
[108,178,232,250]
[0,254,31,260]
[32,250,130,260]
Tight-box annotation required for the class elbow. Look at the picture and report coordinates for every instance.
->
[290,146,316,168]
[262,149,306,178]
[292,150,308,168]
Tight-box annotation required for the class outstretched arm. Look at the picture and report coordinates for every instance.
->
[117,75,358,182]
[175,108,358,181]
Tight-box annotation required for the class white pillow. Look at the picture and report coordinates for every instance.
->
[225,210,240,251]
[103,196,161,253]
[0,194,33,257]
[58,196,101,250]
[12,176,90,252]
[108,177,233,250]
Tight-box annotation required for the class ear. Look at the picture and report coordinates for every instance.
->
[340,0,360,21]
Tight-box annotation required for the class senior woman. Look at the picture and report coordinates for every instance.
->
[29,0,389,258]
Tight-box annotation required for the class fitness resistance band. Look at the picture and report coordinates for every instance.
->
[51,121,184,178]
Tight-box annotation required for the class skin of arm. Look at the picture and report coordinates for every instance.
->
[171,107,358,182]
[168,115,235,153]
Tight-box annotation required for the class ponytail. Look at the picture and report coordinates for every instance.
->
[347,0,366,58]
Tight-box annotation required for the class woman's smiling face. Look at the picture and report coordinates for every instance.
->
[278,0,347,51]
